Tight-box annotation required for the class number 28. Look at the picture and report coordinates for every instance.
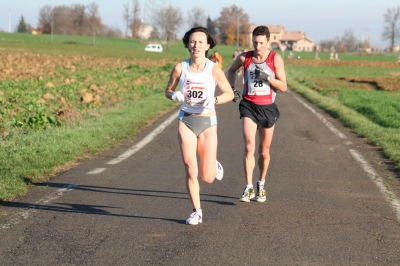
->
[253,80,264,87]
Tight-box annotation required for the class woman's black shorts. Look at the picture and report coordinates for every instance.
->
[239,100,280,129]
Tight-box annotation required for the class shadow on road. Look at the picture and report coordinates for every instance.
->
[1,182,236,225]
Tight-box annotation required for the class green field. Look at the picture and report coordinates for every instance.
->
[1,32,399,201]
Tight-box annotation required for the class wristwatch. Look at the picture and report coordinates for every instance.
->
[266,75,272,81]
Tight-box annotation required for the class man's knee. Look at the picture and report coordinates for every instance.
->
[245,143,256,155]
[259,148,271,159]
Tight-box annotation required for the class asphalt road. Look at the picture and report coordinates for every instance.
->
[1,81,400,265]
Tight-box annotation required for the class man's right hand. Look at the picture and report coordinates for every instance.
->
[171,91,185,102]
[255,65,270,82]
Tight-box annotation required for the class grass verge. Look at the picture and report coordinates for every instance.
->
[1,94,177,201]
[286,73,400,174]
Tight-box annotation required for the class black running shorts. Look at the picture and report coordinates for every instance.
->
[239,100,280,129]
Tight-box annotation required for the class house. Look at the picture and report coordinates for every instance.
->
[249,25,315,52]
[137,23,154,40]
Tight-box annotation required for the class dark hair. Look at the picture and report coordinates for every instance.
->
[182,26,217,57]
[252,26,270,40]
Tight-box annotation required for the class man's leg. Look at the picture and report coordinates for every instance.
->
[242,117,258,185]
[258,125,276,182]
[239,117,258,202]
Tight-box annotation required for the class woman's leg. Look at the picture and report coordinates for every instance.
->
[197,125,218,184]
[178,121,200,209]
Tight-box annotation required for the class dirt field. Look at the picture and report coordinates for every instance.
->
[0,52,172,81]
[285,58,400,68]
[0,52,174,130]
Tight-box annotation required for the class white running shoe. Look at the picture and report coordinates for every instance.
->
[215,161,224,180]
[256,183,266,202]
[240,186,255,202]
[186,211,202,225]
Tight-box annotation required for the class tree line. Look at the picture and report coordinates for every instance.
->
[16,2,251,47]
[15,2,399,52]
[15,2,122,37]
[122,1,251,47]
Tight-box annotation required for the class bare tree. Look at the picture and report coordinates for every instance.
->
[217,5,250,46]
[153,5,183,49]
[71,4,87,35]
[187,7,207,28]
[340,29,358,52]
[207,16,217,35]
[123,2,131,37]
[37,3,104,37]
[101,25,123,37]
[130,0,142,38]
[37,5,52,33]
[52,6,73,35]
[87,2,102,44]
[382,6,400,52]
[318,39,337,52]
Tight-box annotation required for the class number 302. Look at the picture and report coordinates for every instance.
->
[187,90,203,98]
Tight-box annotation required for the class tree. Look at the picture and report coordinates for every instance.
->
[37,6,52,33]
[71,4,88,35]
[187,7,207,28]
[382,6,400,52]
[341,29,358,52]
[51,6,74,35]
[17,16,27,33]
[87,2,102,44]
[37,3,103,36]
[153,5,183,48]
[216,5,250,46]
[123,2,131,37]
[206,16,220,43]
[130,0,142,38]
[101,26,123,37]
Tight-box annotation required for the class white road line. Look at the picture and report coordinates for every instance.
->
[292,93,400,221]
[349,149,400,220]
[106,110,180,165]
[0,184,76,230]
[87,168,107,174]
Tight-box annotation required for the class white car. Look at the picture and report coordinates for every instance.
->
[144,44,163,52]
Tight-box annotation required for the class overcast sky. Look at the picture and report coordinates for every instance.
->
[0,0,397,48]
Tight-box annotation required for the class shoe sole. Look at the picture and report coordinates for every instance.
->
[256,197,266,202]
[186,220,202,225]
[240,195,255,202]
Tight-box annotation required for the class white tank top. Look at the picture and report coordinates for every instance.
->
[179,59,217,114]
